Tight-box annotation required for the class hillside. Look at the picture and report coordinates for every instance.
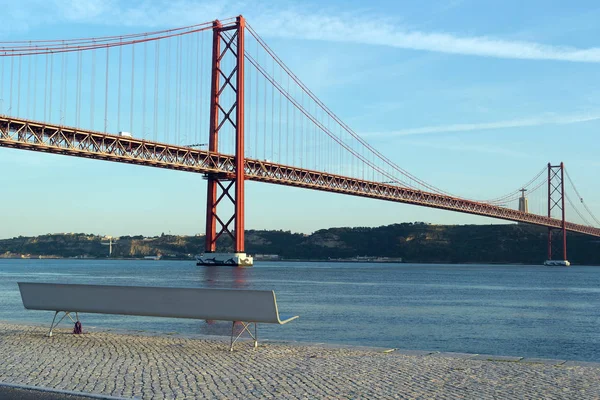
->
[1,223,599,265]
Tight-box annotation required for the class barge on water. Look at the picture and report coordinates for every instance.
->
[543,260,570,266]
[195,252,253,267]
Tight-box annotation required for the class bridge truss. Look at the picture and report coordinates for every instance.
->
[2,114,599,239]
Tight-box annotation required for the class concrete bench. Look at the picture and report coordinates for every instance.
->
[18,282,298,350]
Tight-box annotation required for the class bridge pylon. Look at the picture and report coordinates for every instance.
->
[545,162,569,266]
[200,16,253,267]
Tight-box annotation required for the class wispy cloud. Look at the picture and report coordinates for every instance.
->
[257,10,600,63]
[57,0,117,21]
[362,112,600,138]
[52,0,237,26]
[7,1,600,64]
[401,140,529,158]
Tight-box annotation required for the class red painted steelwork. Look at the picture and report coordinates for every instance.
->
[561,162,567,260]
[547,163,568,261]
[204,17,246,253]
[547,163,552,260]
[205,20,222,253]
[235,16,246,253]
[1,115,600,239]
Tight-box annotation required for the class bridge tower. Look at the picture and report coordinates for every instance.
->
[199,16,253,267]
[545,162,569,266]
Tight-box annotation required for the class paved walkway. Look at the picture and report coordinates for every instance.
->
[0,322,599,399]
[0,383,108,400]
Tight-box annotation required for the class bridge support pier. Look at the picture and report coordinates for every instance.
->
[545,162,569,266]
[201,16,252,267]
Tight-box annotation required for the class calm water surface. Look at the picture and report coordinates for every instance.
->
[1,259,599,361]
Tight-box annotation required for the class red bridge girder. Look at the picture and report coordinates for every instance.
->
[2,114,600,238]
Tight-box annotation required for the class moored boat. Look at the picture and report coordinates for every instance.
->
[543,260,570,266]
[195,252,253,267]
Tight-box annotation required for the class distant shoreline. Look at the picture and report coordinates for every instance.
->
[2,224,600,265]
[2,257,597,266]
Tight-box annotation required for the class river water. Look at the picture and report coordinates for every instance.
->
[1,259,599,361]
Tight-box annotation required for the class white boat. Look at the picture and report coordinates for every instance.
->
[543,260,571,266]
[195,252,253,267]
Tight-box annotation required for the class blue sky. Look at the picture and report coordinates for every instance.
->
[1,0,599,239]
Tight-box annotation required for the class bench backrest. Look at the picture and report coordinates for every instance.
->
[18,282,287,323]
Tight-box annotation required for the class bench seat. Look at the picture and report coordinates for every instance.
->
[18,282,298,350]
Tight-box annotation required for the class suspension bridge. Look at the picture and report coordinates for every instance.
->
[0,16,598,266]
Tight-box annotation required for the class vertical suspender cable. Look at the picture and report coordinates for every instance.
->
[286,74,289,165]
[9,56,14,114]
[175,35,181,144]
[186,33,192,144]
[104,46,110,133]
[255,41,258,158]
[91,48,96,129]
[271,57,274,160]
[48,53,53,121]
[312,102,315,169]
[179,34,183,145]
[189,33,194,144]
[142,40,147,138]
[130,43,135,134]
[278,64,282,163]
[43,54,47,121]
[117,40,122,130]
[153,40,159,141]
[27,55,32,118]
[33,55,37,119]
[248,43,252,156]
[327,115,331,173]
[314,103,318,170]
[339,125,343,175]
[0,55,3,114]
[190,33,194,143]
[292,79,296,166]
[195,32,200,144]
[300,90,303,168]
[199,33,205,144]
[16,56,21,116]
[61,51,67,123]
[165,37,171,144]
[77,51,82,126]
[58,52,62,122]
[263,50,266,160]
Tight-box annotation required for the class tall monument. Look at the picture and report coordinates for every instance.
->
[518,189,528,213]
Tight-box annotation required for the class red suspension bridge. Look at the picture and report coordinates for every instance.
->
[0,16,599,265]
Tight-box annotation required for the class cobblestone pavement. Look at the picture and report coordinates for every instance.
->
[0,323,599,399]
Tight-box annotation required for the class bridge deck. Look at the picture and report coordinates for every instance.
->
[2,115,599,237]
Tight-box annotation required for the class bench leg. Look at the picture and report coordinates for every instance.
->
[48,312,59,337]
[47,311,76,337]
[230,322,258,351]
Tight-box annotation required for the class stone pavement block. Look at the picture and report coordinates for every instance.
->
[520,358,566,366]
[429,352,479,359]
[562,360,600,368]
[393,349,439,356]
[470,354,523,362]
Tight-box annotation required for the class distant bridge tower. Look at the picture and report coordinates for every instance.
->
[518,188,528,213]
[546,163,569,266]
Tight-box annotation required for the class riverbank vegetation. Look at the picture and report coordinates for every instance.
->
[1,223,599,265]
